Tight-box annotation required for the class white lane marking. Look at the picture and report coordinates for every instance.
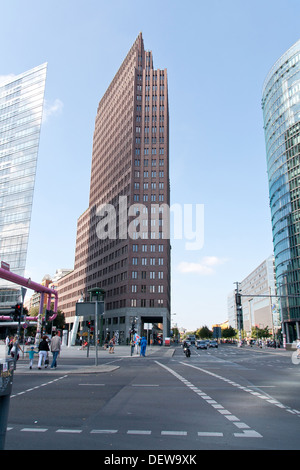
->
[56,429,82,433]
[127,430,152,435]
[11,375,68,398]
[161,431,187,436]
[155,361,262,438]
[8,426,247,438]
[234,430,263,438]
[21,428,48,432]
[90,429,118,434]
[181,362,300,417]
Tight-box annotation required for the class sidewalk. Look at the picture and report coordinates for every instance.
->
[12,344,176,375]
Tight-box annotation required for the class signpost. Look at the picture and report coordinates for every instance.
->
[75,288,105,366]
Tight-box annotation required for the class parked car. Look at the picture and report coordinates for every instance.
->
[209,341,218,348]
[196,340,207,350]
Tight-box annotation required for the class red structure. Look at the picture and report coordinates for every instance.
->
[0,266,58,322]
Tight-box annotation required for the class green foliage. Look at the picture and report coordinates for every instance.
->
[251,326,270,339]
[195,325,213,339]
[222,326,237,339]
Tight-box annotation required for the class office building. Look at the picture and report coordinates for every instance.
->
[240,255,279,336]
[228,255,279,337]
[0,63,47,306]
[58,33,170,343]
[262,40,300,342]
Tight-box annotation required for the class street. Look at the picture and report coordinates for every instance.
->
[4,343,300,451]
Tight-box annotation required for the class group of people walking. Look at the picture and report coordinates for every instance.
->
[6,332,62,370]
[36,332,61,369]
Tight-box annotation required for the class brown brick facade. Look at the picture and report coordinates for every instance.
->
[57,33,170,343]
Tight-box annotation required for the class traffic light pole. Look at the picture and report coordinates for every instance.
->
[95,301,98,366]
[234,282,243,346]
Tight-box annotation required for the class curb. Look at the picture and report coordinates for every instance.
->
[14,364,120,375]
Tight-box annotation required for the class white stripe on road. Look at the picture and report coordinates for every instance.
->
[56,429,82,433]
[90,429,118,434]
[8,427,264,438]
[21,428,48,432]
[234,430,263,438]
[127,430,152,435]
[155,361,262,438]
[11,375,68,398]
[161,431,187,436]
[181,362,300,417]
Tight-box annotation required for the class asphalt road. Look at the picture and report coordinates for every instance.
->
[4,343,300,452]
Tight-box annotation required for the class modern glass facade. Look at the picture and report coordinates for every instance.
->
[0,63,47,306]
[262,40,300,342]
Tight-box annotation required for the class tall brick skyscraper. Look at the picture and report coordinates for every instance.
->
[58,33,170,344]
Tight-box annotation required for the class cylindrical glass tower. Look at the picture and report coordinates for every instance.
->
[262,40,300,342]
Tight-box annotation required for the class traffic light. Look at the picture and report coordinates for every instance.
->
[13,303,22,322]
[235,293,242,307]
[45,309,53,322]
[87,321,91,329]
[235,294,243,330]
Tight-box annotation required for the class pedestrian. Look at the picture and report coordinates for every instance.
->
[10,336,23,361]
[134,334,141,355]
[297,338,300,358]
[104,335,109,350]
[26,346,38,369]
[38,336,50,369]
[140,336,147,357]
[109,336,115,353]
[8,336,13,354]
[50,331,62,369]
[5,335,10,356]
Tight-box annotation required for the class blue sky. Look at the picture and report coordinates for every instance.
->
[1,0,300,330]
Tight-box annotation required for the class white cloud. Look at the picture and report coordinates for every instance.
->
[177,256,228,275]
[42,98,64,123]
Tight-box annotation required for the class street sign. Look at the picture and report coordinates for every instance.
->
[75,301,104,317]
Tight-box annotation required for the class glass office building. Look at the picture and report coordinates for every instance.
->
[262,40,300,342]
[0,63,47,306]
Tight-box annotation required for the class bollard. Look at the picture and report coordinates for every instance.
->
[0,359,14,450]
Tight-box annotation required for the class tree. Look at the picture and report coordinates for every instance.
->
[27,304,65,335]
[251,326,270,339]
[196,325,212,339]
[222,327,237,339]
